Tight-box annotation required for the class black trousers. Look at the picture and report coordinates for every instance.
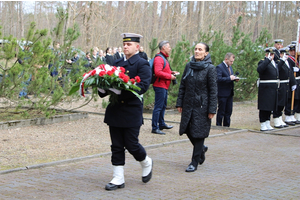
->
[109,126,146,166]
[285,98,293,115]
[294,99,300,113]
[273,106,284,118]
[186,134,205,167]
[259,110,271,122]
[216,95,233,127]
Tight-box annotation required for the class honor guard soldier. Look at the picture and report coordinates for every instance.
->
[257,47,279,131]
[273,47,296,127]
[286,43,300,124]
[98,33,153,190]
[274,39,284,63]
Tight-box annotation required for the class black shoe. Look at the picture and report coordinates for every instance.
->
[159,125,173,130]
[274,125,283,128]
[199,145,208,165]
[151,129,166,135]
[203,145,208,153]
[185,164,197,172]
[285,121,295,126]
[105,183,125,191]
[295,120,300,124]
[85,90,91,94]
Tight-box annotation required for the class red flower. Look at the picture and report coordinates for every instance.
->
[99,71,106,77]
[119,72,125,79]
[98,64,105,69]
[120,67,125,73]
[122,75,129,83]
[107,70,114,76]
[130,78,135,84]
[135,76,141,83]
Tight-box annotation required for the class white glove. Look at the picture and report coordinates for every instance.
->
[97,88,106,94]
[293,67,300,72]
[281,54,288,62]
[109,88,121,95]
[292,85,297,91]
[267,55,272,61]
[267,53,273,60]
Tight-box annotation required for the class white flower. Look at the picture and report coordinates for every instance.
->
[95,67,103,75]
[104,64,113,71]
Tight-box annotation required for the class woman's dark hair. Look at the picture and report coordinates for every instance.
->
[199,42,209,52]
[106,47,111,54]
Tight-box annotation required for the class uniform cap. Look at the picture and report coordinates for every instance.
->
[291,41,297,44]
[264,47,276,53]
[274,39,284,44]
[279,47,289,53]
[288,44,296,50]
[121,33,143,43]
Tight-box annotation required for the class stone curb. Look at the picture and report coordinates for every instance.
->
[0,128,248,175]
[248,124,300,136]
[0,112,88,130]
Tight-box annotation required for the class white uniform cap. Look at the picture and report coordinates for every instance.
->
[121,33,143,43]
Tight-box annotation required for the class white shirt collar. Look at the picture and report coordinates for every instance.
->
[223,61,229,68]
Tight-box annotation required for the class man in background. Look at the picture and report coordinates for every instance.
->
[151,40,177,135]
[216,53,239,127]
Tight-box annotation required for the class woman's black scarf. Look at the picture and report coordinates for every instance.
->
[183,54,211,79]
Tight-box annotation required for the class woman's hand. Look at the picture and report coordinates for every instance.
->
[177,107,182,113]
[208,113,215,119]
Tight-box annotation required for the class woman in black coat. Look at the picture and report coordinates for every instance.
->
[176,42,218,172]
[105,47,115,65]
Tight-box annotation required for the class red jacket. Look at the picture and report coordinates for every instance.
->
[153,51,172,89]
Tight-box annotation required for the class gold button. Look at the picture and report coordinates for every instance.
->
[121,101,124,103]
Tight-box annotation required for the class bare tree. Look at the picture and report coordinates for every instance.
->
[18,1,24,38]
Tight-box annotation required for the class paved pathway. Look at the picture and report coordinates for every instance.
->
[1,127,299,199]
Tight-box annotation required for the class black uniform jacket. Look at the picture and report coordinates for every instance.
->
[277,59,296,104]
[274,49,281,63]
[257,58,279,111]
[99,54,151,127]
[287,57,300,99]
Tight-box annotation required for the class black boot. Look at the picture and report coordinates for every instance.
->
[199,145,208,165]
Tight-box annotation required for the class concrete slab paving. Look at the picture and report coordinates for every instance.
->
[0,128,299,199]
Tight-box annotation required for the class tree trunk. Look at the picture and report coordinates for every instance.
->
[64,1,70,38]
[158,1,166,31]
[274,1,279,39]
[253,1,262,41]
[19,1,24,38]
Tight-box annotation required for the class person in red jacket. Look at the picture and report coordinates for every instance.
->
[151,40,178,134]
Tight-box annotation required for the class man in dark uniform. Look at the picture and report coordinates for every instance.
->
[285,43,300,124]
[216,52,239,127]
[257,47,279,131]
[98,33,153,190]
[274,39,284,63]
[273,47,296,127]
